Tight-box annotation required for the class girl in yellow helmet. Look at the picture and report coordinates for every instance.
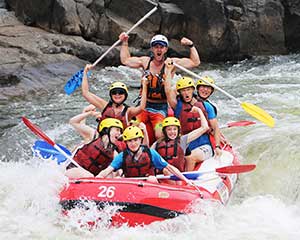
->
[81,64,148,128]
[152,114,208,174]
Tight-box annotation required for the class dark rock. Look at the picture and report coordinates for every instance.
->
[282,0,300,52]
[77,3,97,39]
[51,0,81,35]
[1,0,300,100]
[6,0,298,61]
[0,73,20,87]
[0,0,6,8]
[0,9,118,100]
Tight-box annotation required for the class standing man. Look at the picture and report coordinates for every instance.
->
[119,33,200,144]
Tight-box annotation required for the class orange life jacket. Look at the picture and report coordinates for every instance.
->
[155,138,185,173]
[122,146,155,177]
[143,58,166,100]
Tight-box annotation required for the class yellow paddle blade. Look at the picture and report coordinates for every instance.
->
[241,102,275,128]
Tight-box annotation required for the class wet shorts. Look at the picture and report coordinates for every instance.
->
[195,144,213,160]
[137,101,168,129]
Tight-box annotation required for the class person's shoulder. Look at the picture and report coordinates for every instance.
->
[203,101,214,110]
[149,148,159,156]
[115,151,124,158]
[203,100,217,118]
[140,56,151,63]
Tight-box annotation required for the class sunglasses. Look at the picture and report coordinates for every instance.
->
[111,89,126,95]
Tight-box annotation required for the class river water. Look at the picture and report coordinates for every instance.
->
[0,54,299,239]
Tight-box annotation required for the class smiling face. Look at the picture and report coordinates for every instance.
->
[197,85,214,100]
[109,127,122,143]
[126,137,142,152]
[110,88,126,104]
[151,44,168,62]
[165,125,179,140]
[179,86,195,103]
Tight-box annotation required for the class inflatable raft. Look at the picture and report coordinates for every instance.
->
[59,146,240,227]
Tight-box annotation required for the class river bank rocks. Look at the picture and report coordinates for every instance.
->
[0,8,121,100]
[1,0,300,100]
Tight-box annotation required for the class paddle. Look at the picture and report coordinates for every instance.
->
[22,117,83,169]
[64,5,158,95]
[67,164,255,184]
[219,120,256,129]
[172,62,275,128]
[32,140,71,164]
[133,164,256,181]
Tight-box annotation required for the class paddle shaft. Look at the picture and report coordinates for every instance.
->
[173,62,275,128]
[92,6,158,67]
[22,117,82,169]
[187,120,256,129]
[133,164,256,180]
[173,62,241,103]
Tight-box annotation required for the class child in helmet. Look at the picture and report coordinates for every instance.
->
[96,126,193,185]
[81,64,148,128]
[195,76,229,154]
[152,115,208,173]
[65,118,126,178]
[164,58,219,170]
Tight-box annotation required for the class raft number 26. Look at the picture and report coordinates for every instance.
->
[98,186,116,198]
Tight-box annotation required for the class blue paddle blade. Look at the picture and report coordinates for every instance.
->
[169,172,204,180]
[64,69,91,95]
[32,140,71,164]
[64,69,84,95]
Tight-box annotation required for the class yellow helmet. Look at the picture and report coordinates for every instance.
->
[196,76,215,88]
[162,117,181,129]
[122,126,144,141]
[98,118,123,133]
[109,81,128,92]
[109,81,128,101]
[176,77,195,91]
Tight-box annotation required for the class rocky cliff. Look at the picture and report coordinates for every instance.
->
[1,0,300,99]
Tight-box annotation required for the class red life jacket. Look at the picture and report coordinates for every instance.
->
[73,138,123,176]
[143,58,167,101]
[122,146,155,177]
[176,97,209,135]
[98,101,129,128]
[155,138,185,173]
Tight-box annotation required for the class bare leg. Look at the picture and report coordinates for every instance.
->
[185,149,205,171]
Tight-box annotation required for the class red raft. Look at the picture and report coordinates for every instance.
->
[59,146,240,227]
